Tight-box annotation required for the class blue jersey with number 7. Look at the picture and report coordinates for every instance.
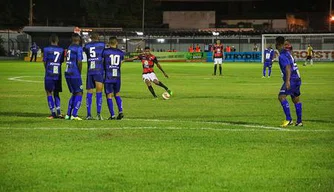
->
[43,45,64,80]
[102,47,124,83]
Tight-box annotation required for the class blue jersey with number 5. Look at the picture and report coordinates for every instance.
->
[43,45,64,80]
[65,44,83,79]
[102,48,124,83]
[83,41,105,75]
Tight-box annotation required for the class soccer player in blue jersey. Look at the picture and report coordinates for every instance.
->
[262,44,275,78]
[64,33,84,120]
[102,37,125,120]
[276,36,303,127]
[43,34,64,119]
[83,33,105,120]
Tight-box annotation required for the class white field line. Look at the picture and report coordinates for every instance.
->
[8,76,329,85]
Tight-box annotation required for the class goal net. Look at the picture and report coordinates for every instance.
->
[261,33,334,63]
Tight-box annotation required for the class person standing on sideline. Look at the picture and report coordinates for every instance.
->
[262,44,275,78]
[275,36,303,127]
[30,42,39,62]
[43,34,64,119]
[304,44,314,66]
[64,33,84,120]
[102,37,125,120]
[212,39,224,76]
[83,33,105,120]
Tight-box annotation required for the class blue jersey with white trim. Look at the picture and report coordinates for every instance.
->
[43,45,64,80]
[264,48,274,63]
[278,49,301,81]
[83,41,105,75]
[102,47,124,83]
[65,44,83,79]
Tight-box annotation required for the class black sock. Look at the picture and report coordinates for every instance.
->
[219,65,222,75]
[213,65,217,75]
[148,86,157,97]
[157,82,168,91]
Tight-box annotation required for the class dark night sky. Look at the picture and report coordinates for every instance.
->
[0,0,331,29]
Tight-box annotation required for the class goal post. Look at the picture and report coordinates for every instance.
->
[261,33,334,63]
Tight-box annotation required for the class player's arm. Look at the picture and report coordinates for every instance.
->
[154,58,168,78]
[124,55,139,62]
[285,63,291,90]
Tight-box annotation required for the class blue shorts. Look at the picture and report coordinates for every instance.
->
[86,74,103,90]
[279,79,301,98]
[264,61,272,68]
[104,80,121,95]
[66,78,83,93]
[45,79,62,92]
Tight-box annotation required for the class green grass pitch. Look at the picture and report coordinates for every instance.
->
[0,60,333,191]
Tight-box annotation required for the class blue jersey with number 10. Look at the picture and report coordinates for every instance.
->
[84,41,105,75]
[65,44,83,79]
[103,48,124,83]
[278,49,301,81]
[43,45,64,80]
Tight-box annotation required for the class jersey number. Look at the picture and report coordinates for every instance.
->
[109,54,120,65]
[66,50,71,61]
[90,47,96,57]
[54,51,60,62]
[265,53,271,59]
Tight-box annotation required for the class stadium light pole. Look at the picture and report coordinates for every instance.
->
[142,0,145,35]
[29,0,33,26]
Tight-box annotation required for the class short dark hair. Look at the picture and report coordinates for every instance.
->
[109,36,118,45]
[49,34,59,43]
[72,33,81,43]
[144,46,150,50]
[275,36,285,45]
[90,32,99,40]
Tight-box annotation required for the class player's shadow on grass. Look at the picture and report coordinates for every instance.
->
[0,111,47,118]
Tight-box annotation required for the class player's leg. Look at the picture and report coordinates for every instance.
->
[268,64,272,78]
[262,63,267,77]
[219,61,222,75]
[53,79,62,118]
[114,80,123,120]
[86,75,94,119]
[146,80,157,98]
[291,81,302,126]
[30,53,33,62]
[70,78,83,120]
[65,78,74,119]
[105,83,115,120]
[34,53,37,62]
[213,59,217,75]
[310,56,313,65]
[94,75,104,120]
[278,83,293,127]
[45,80,56,119]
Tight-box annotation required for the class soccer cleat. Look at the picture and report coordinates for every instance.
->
[268,76,270,78]
[108,116,116,120]
[65,115,71,120]
[86,115,94,120]
[46,115,55,120]
[167,90,173,96]
[116,113,124,120]
[262,76,266,78]
[295,122,303,127]
[280,120,293,127]
[70,116,82,120]
[96,114,103,120]
[57,114,64,119]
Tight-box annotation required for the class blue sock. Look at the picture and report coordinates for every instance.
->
[295,102,302,123]
[281,100,292,121]
[47,96,56,116]
[263,67,266,76]
[115,96,123,113]
[72,95,82,117]
[54,94,61,115]
[66,96,74,116]
[86,92,93,116]
[268,67,272,76]
[96,92,102,114]
[107,98,115,117]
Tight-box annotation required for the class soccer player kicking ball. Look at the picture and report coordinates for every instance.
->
[64,33,84,120]
[275,37,303,127]
[83,33,105,120]
[43,34,64,119]
[262,44,274,78]
[102,37,125,120]
[127,46,172,99]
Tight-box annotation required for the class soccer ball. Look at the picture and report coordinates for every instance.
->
[162,91,171,100]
